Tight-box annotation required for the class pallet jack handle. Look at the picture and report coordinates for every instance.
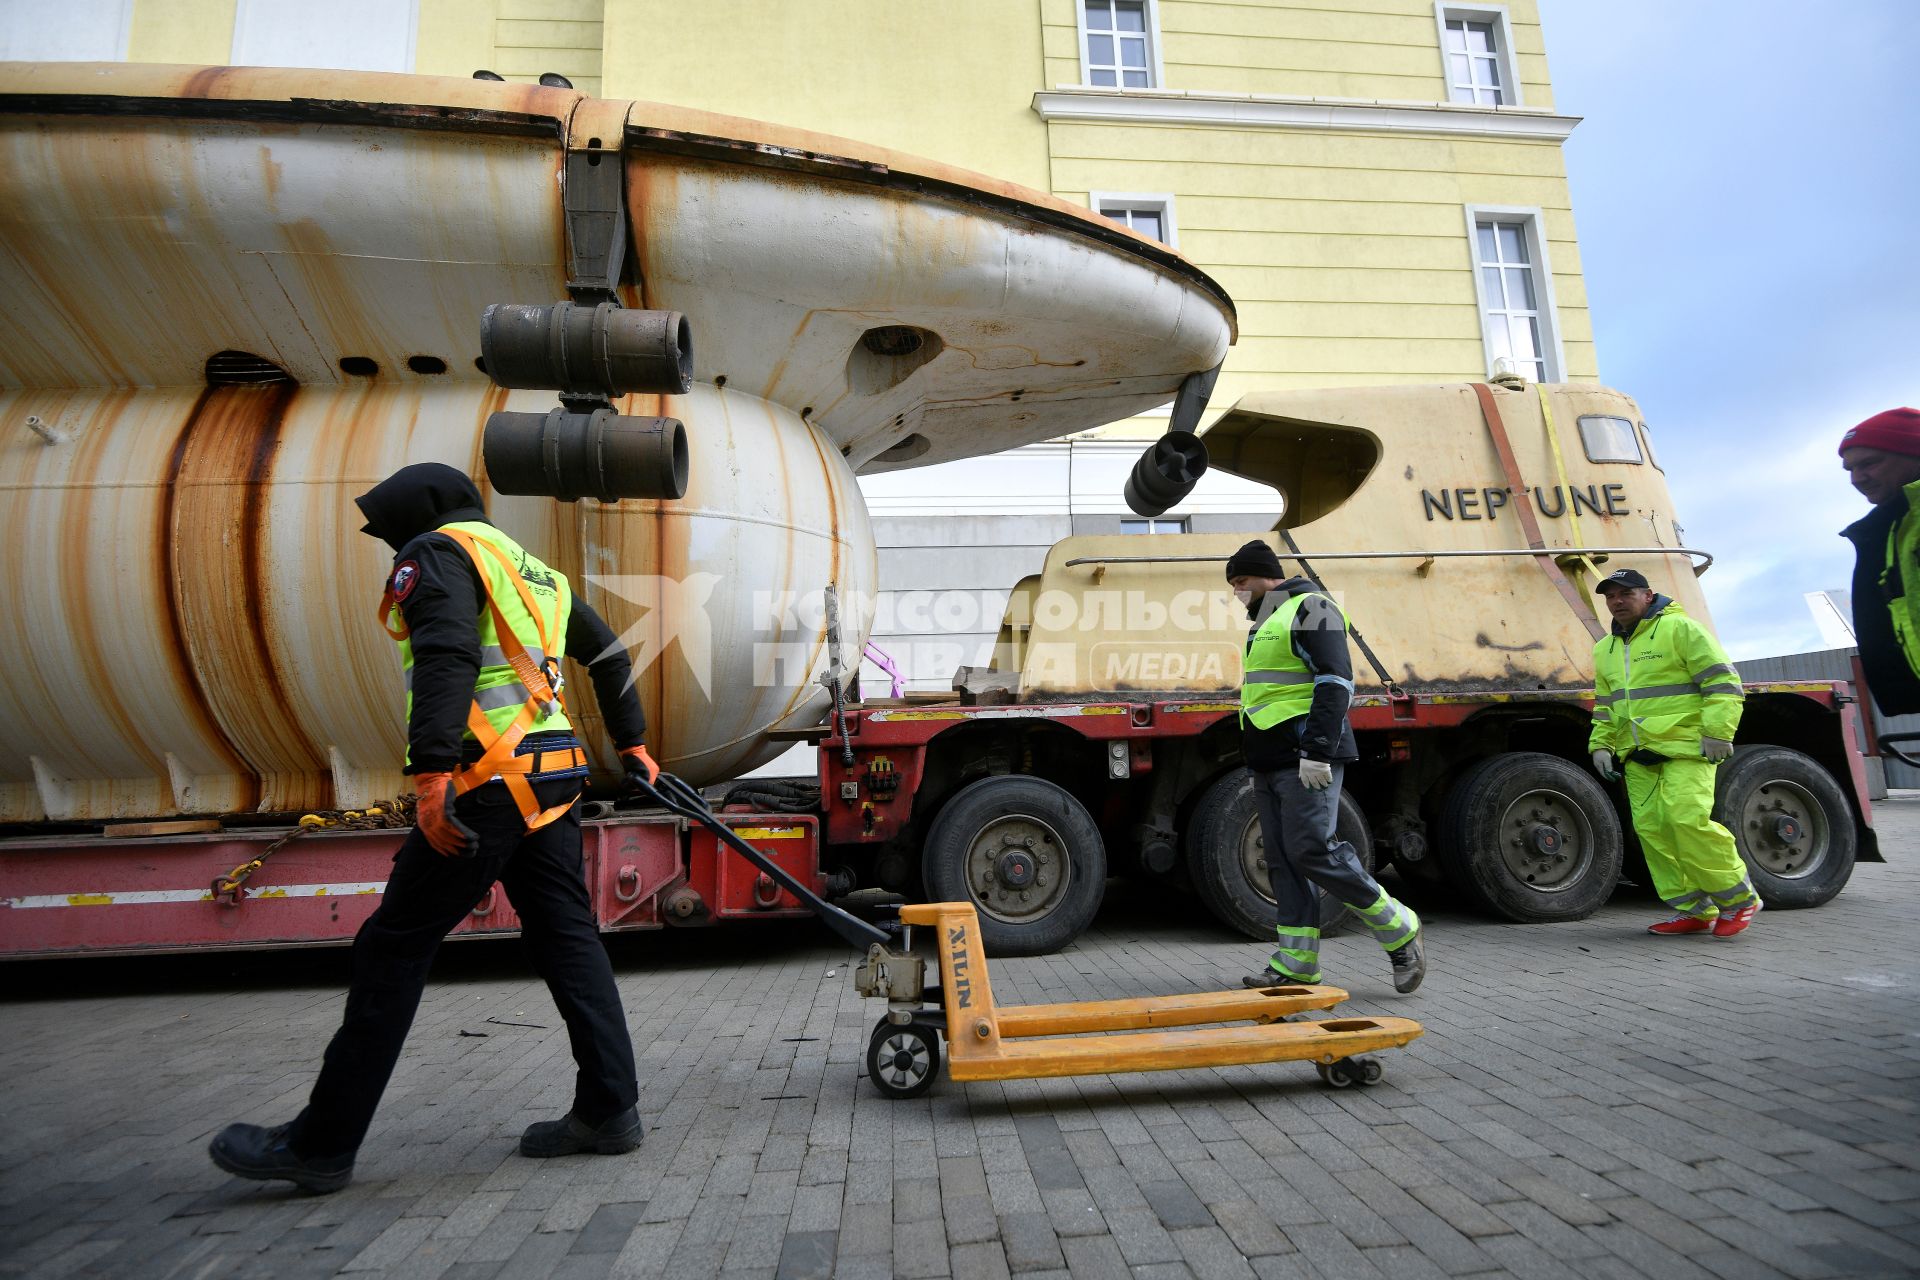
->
[627,771,891,951]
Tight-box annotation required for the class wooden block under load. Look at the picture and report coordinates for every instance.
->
[100,820,223,839]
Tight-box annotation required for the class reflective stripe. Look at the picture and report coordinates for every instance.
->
[1266,949,1320,982]
[1313,674,1355,692]
[1245,670,1314,685]
[1691,663,1737,684]
[1273,926,1320,952]
[474,682,535,713]
[1622,682,1706,701]
[1663,890,1712,915]
[481,644,548,670]
[1355,891,1419,952]
[1706,880,1758,908]
[1595,688,1623,704]
[1592,707,1611,721]
[1699,682,1745,699]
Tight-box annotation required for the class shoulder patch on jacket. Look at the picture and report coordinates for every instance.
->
[390,560,421,602]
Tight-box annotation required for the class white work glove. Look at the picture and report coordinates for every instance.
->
[1298,758,1334,791]
[1701,737,1734,762]
[1590,749,1619,781]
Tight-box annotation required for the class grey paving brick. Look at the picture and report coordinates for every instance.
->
[1000,1211,1066,1273]
[775,1228,838,1280]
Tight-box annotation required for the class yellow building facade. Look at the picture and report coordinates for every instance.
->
[55,0,1594,425]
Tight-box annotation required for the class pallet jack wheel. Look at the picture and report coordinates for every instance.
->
[1316,1056,1383,1089]
[867,1019,941,1100]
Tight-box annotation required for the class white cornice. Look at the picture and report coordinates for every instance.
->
[1033,88,1580,142]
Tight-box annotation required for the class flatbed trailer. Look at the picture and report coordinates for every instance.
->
[0,678,1875,961]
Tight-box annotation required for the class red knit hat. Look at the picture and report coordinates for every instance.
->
[1838,407,1920,457]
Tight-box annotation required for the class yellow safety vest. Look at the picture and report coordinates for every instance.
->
[1588,601,1743,758]
[380,520,578,830]
[1241,591,1346,731]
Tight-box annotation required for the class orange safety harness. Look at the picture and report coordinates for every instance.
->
[378,528,581,832]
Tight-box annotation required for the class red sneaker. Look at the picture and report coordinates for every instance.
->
[1712,902,1760,937]
[1647,915,1715,936]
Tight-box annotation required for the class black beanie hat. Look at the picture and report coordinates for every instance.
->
[1224,539,1284,581]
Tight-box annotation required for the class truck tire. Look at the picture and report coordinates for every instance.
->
[921,775,1106,956]
[1438,752,1622,922]
[1713,745,1856,908]
[1186,768,1374,942]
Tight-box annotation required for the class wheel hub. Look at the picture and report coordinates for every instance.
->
[965,817,1069,923]
[1742,780,1827,876]
[996,850,1037,889]
[1498,793,1592,891]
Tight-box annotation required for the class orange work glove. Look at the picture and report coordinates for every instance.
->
[413,771,476,857]
[620,745,660,786]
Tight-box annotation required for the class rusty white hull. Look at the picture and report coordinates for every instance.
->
[0,63,1233,821]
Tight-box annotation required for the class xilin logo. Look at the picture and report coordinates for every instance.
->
[948,924,972,1010]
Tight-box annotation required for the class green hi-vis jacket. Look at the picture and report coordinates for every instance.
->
[388,520,574,757]
[1879,477,1920,677]
[1587,595,1743,758]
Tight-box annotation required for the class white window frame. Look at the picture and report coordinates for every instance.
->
[1433,3,1522,107]
[1077,0,1164,91]
[1090,191,1178,248]
[1463,204,1564,383]
[1120,517,1190,534]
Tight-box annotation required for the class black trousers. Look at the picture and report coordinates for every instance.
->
[288,777,638,1158]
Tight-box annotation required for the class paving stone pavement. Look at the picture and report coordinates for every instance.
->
[4,798,1919,1280]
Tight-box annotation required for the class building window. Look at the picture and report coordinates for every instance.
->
[1466,209,1560,382]
[1434,5,1522,107]
[1121,517,1189,533]
[1091,193,1177,247]
[1082,0,1157,89]
[1578,416,1643,465]
[231,0,417,73]
[0,0,131,60]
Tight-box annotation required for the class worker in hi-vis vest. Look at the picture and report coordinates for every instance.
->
[212,463,660,1194]
[1588,567,1759,938]
[1225,540,1427,995]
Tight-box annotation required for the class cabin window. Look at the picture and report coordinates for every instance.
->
[1082,0,1158,88]
[1639,421,1663,471]
[1471,215,1556,382]
[1093,193,1177,247]
[1579,416,1643,464]
[1436,5,1522,106]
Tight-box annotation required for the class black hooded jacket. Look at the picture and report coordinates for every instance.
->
[1241,576,1360,770]
[355,464,649,773]
[1840,497,1920,717]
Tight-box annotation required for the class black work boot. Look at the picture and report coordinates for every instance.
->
[1389,929,1427,994]
[208,1123,353,1195]
[520,1106,644,1158]
[1242,966,1319,990]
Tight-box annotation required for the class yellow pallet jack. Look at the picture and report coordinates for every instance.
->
[852,902,1423,1098]
[632,774,1423,1101]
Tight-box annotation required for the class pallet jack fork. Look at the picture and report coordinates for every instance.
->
[628,774,1423,1101]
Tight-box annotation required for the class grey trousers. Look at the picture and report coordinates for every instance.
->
[1250,764,1390,933]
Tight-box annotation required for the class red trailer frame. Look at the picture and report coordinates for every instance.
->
[0,679,1874,960]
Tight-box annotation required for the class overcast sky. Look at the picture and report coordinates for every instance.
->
[1537,0,1919,659]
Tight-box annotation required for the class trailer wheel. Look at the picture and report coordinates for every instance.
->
[866,1019,940,1100]
[1714,746,1856,908]
[1186,768,1374,941]
[921,775,1106,956]
[1438,752,1622,922]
